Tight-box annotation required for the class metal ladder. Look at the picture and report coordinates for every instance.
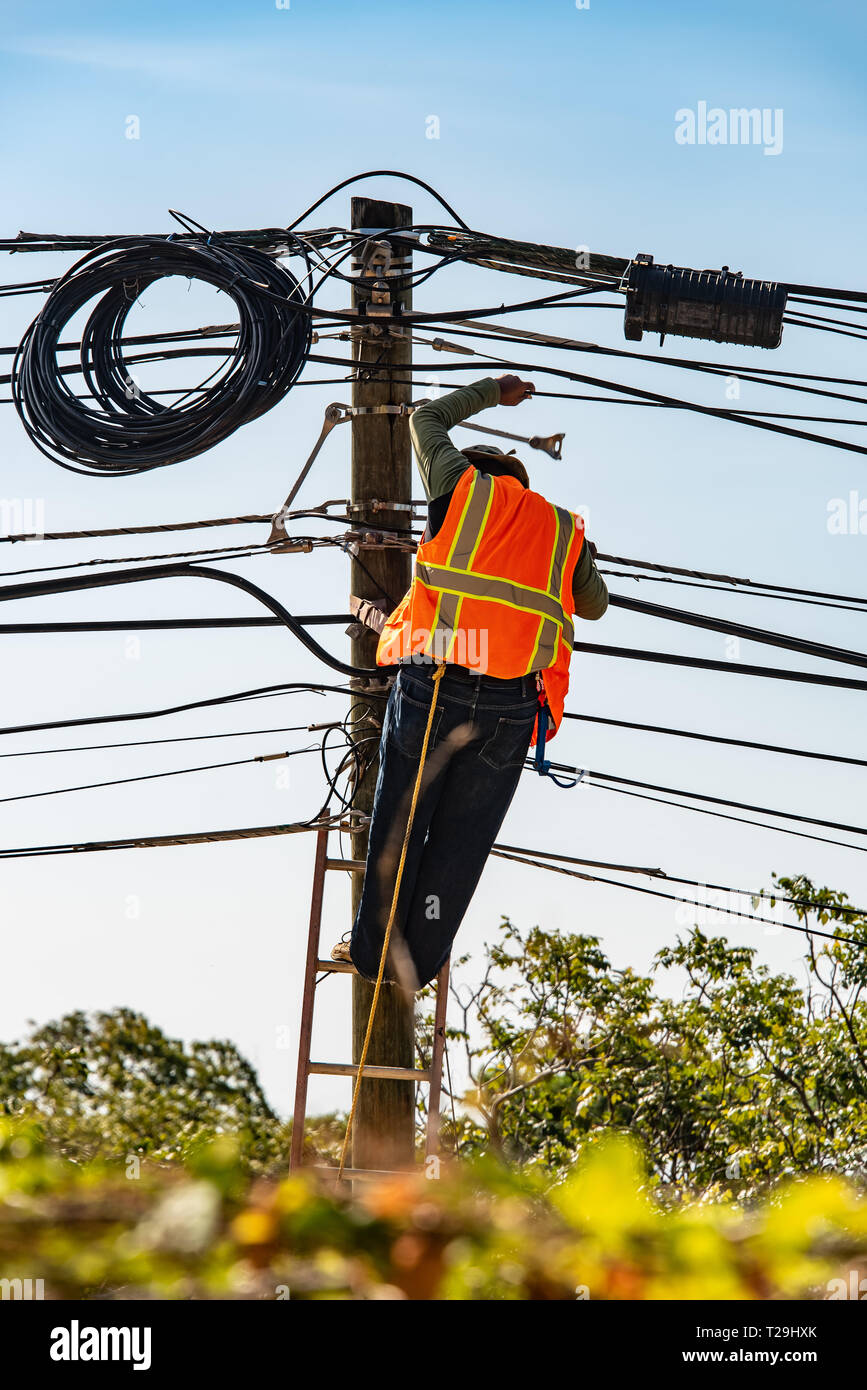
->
[290,824,450,1182]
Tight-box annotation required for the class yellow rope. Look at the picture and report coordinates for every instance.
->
[338,663,446,1180]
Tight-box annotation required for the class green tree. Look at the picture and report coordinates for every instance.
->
[0,1008,297,1170]
[439,878,867,1199]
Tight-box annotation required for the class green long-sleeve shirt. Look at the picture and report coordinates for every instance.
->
[410,377,609,621]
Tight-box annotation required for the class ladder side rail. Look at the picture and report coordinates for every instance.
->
[290,826,330,1170]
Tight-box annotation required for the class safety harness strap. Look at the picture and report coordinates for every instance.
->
[534,686,580,790]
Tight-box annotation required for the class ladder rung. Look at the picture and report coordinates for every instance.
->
[309,1061,432,1083]
[312,1166,414,1182]
[316,957,357,974]
[325,857,366,873]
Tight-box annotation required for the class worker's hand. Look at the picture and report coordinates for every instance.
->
[496,374,535,406]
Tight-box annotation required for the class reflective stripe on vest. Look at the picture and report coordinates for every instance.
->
[415,471,576,672]
[376,468,586,739]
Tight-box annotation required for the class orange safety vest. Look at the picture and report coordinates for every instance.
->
[377,466,585,742]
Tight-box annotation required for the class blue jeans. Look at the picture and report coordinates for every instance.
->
[350,663,538,988]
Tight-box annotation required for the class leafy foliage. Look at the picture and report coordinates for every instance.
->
[439,881,867,1199]
[0,1008,340,1173]
[1,1120,866,1299]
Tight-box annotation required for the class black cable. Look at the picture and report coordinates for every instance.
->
[0,514,274,544]
[529,760,867,854]
[0,616,350,634]
[494,841,867,920]
[421,317,867,405]
[12,236,312,475]
[600,569,867,617]
[359,353,867,458]
[0,817,339,860]
[0,744,318,807]
[563,711,867,771]
[0,725,314,759]
[284,171,470,232]
[585,768,867,840]
[5,559,867,693]
[607,592,867,672]
[0,680,367,741]
[0,562,375,677]
[0,541,279,579]
[493,851,865,949]
[583,781,867,855]
[4,557,867,692]
[572,641,867,693]
[598,552,867,608]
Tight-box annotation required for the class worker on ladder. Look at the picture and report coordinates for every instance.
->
[332,374,608,988]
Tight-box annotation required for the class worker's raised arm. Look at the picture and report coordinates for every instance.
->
[410,377,501,500]
[571,539,609,620]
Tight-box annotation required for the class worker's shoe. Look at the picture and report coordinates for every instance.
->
[330,940,353,964]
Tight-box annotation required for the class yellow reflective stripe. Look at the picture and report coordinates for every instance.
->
[446,472,480,567]
[545,507,562,596]
[552,510,576,607]
[419,575,572,642]
[424,590,445,656]
[425,559,557,606]
[465,477,494,571]
[444,597,464,661]
[417,561,566,628]
[534,619,559,670]
[526,615,546,674]
[413,487,581,669]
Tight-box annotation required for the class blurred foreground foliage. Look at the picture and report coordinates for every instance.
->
[1,1119,866,1299]
[3,874,867,1298]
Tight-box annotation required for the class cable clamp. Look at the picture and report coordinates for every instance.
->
[348,498,416,514]
[429,336,476,356]
[335,403,413,418]
[269,538,314,554]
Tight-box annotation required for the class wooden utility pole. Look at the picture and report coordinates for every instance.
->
[349,196,415,1172]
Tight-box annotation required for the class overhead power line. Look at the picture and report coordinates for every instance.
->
[0,744,319,807]
[0,562,370,677]
[0,616,351,635]
[493,841,867,920]
[607,592,867,672]
[584,768,867,841]
[4,560,867,694]
[598,552,867,610]
[0,724,317,760]
[580,779,867,855]
[492,849,866,950]
[0,816,341,860]
[572,641,867,693]
[0,680,356,741]
[0,514,274,544]
[563,711,867,772]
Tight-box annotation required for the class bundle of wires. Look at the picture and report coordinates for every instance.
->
[11,235,312,475]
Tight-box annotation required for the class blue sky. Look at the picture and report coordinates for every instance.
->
[1,0,867,1116]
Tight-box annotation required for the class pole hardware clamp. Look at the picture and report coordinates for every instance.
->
[347,499,417,515]
[268,405,351,545]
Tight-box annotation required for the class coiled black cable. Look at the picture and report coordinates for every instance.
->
[11,236,312,475]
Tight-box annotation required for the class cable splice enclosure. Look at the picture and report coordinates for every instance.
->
[624,254,787,348]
